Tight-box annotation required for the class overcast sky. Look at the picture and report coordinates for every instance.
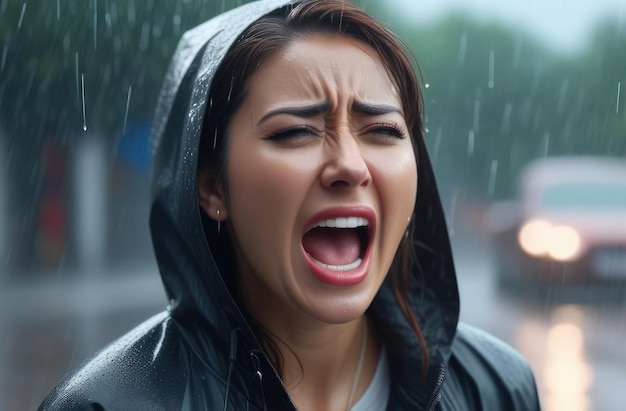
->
[384,0,625,54]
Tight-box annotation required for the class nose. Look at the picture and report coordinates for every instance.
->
[320,131,372,189]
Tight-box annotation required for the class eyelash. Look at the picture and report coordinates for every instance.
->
[368,122,407,139]
[265,123,407,141]
[266,126,316,141]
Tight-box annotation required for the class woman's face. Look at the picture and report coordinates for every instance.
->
[214,34,417,325]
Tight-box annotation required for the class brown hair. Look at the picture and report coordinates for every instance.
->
[198,0,428,376]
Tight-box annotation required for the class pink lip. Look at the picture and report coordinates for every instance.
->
[302,206,376,286]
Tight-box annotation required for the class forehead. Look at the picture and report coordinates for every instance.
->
[245,33,401,108]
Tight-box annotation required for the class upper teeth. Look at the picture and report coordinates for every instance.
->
[313,217,369,229]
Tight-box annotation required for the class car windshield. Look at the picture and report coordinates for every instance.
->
[540,182,626,209]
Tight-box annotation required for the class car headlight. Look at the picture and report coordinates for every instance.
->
[518,219,581,261]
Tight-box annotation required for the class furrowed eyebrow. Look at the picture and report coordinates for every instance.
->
[257,102,330,126]
[352,100,404,116]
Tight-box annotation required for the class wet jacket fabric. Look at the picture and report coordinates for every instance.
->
[39,0,541,410]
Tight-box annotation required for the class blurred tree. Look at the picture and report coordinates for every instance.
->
[0,0,256,272]
[390,13,625,202]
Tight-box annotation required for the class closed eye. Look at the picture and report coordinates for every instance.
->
[367,122,407,141]
[265,125,319,143]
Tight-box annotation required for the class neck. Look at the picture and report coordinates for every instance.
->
[236,268,381,410]
[252,314,380,411]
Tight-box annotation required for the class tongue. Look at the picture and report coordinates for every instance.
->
[302,227,361,266]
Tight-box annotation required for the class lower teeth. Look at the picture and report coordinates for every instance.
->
[311,257,363,272]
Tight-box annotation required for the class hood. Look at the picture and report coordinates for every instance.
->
[150,0,459,405]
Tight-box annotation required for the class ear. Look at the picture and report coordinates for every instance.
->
[198,171,229,222]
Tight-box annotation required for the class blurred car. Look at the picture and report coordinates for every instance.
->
[484,156,626,288]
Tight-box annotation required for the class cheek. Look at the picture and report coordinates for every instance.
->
[225,146,315,237]
[370,147,418,215]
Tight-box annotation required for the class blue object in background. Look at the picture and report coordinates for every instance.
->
[116,121,152,177]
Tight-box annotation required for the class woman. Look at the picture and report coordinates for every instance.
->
[40,0,541,409]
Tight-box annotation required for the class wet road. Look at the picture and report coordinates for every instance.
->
[454,239,626,411]
[1,241,625,410]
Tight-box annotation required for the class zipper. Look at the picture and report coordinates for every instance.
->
[426,364,445,411]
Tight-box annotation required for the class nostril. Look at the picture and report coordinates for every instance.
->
[330,180,350,188]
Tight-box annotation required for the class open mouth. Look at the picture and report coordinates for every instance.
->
[302,217,371,272]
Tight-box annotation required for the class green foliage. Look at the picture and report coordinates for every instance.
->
[390,13,626,199]
[0,0,254,145]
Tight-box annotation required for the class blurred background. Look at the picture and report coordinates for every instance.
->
[0,0,624,409]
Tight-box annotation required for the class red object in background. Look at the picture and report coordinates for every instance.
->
[40,195,66,239]
[37,142,67,266]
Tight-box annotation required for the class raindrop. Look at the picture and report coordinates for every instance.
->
[173,1,182,34]
[488,160,498,196]
[448,190,457,234]
[616,82,621,114]
[432,128,442,164]
[468,130,475,157]
[213,129,218,149]
[227,76,235,102]
[17,2,26,29]
[473,98,480,134]
[457,32,467,66]
[57,0,60,20]
[488,50,495,89]
[127,0,136,25]
[93,0,98,50]
[0,0,7,16]
[109,1,118,26]
[0,45,7,73]
[424,83,430,89]
[540,132,550,157]
[500,103,512,134]
[81,73,88,131]
[338,6,344,31]
[122,86,132,136]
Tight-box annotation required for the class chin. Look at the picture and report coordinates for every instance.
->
[301,286,377,325]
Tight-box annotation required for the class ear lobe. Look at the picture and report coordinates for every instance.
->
[198,171,229,222]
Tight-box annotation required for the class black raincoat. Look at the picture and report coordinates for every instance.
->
[39,0,541,409]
